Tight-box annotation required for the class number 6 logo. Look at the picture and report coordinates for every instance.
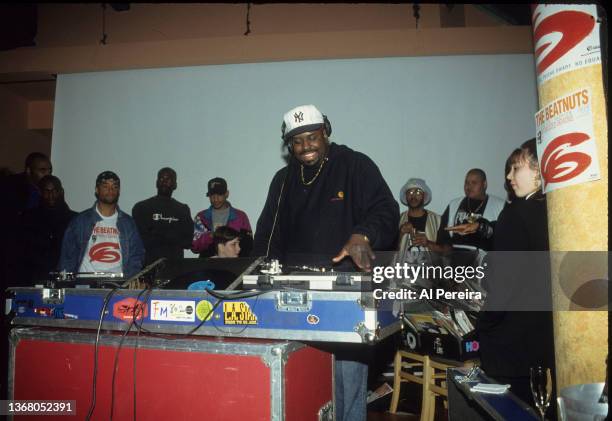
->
[89,242,120,263]
[541,132,592,187]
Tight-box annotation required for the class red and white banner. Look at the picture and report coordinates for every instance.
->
[532,4,601,85]
[534,88,601,193]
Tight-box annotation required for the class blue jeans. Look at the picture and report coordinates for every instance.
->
[334,359,368,421]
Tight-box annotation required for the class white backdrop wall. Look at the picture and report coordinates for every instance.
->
[52,55,538,241]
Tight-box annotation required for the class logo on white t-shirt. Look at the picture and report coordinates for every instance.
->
[89,241,120,263]
[79,208,123,275]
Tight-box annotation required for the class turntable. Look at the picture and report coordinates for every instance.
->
[241,259,372,290]
[6,254,402,344]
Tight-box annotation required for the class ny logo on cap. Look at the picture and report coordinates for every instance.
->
[294,112,304,123]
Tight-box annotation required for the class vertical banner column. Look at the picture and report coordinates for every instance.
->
[532,4,608,390]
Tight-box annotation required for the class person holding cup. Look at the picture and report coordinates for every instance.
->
[398,178,440,253]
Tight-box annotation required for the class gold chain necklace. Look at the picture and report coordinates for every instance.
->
[466,196,486,223]
[300,158,327,186]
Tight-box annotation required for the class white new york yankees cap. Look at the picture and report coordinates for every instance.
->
[282,104,325,140]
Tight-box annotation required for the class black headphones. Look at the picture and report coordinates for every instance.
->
[281,115,332,153]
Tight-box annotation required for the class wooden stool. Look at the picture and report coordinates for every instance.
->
[389,351,432,419]
[389,350,476,421]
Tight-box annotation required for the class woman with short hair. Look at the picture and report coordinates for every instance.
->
[211,226,241,258]
[478,138,556,416]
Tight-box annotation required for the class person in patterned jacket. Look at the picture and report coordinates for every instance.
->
[192,177,252,257]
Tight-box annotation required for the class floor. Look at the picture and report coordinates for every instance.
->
[363,338,450,421]
[367,412,419,420]
[366,377,449,421]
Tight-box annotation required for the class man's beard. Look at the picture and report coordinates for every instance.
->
[99,195,119,205]
[408,199,424,209]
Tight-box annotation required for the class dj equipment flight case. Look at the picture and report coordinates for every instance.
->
[7,285,400,344]
[6,256,402,344]
[8,327,333,421]
[5,257,401,420]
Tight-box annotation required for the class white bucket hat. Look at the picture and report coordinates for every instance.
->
[400,178,432,206]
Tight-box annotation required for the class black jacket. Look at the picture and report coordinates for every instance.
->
[493,193,549,251]
[253,143,399,262]
[0,173,40,287]
[21,202,77,285]
[477,193,555,380]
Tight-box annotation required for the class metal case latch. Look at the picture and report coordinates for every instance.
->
[318,401,333,421]
[42,288,65,305]
[276,291,311,312]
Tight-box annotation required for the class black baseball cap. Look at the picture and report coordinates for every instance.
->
[96,170,120,186]
[207,177,227,196]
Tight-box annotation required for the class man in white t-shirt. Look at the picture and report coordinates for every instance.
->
[59,171,144,278]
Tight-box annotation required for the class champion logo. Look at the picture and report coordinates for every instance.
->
[533,9,595,76]
[294,112,304,123]
[152,213,179,223]
[541,132,592,187]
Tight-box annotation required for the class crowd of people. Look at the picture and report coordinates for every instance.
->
[0,161,253,284]
[0,104,555,420]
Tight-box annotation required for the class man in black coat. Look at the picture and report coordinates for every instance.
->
[253,105,399,421]
[21,175,77,284]
[254,105,398,269]
[0,152,53,287]
[0,153,52,400]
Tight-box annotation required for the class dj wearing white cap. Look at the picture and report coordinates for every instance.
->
[253,105,399,421]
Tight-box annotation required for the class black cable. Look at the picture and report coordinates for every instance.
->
[413,3,421,29]
[210,294,260,336]
[110,286,149,421]
[132,287,153,421]
[135,294,222,337]
[122,288,262,420]
[183,289,267,335]
[129,326,183,341]
[108,285,291,418]
[265,157,294,259]
[139,292,262,337]
[85,287,118,421]
[184,297,223,335]
[101,281,124,288]
[244,3,251,36]
[72,283,270,421]
[100,3,108,45]
[131,288,268,339]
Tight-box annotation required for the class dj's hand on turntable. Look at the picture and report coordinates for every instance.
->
[332,234,375,272]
